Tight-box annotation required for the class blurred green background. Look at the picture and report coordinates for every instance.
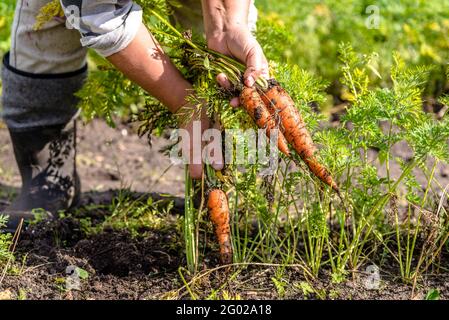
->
[1,0,449,100]
[256,0,449,98]
[0,0,15,58]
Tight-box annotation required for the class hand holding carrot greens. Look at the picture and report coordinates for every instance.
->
[202,0,269,106]
[106,0,267,179]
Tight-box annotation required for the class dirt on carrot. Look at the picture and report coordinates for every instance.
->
[207,188,232,264]
[260,80,339,192]
[240,86,291,157]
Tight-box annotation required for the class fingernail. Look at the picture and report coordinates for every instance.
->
[246,76,255,87]
[230,97,239,107]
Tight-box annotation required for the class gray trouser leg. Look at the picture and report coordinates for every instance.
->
[1,53,87,130]
[3,0,87,129]
[10,0,87,73]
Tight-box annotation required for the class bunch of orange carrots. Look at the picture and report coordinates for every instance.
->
[208,80,339,265]
[148,9,338,193]
[242,80,339,193]
[149,7,339,266]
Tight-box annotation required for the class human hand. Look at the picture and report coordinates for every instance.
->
[207,26,269,106]
[179,104,224,179]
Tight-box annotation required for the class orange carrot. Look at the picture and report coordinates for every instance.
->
[240,86,291,157]
[207,189,232,264]
[260,81,339,192]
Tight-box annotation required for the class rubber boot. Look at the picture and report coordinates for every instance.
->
[2,121,80,232]
[1,51,86,233]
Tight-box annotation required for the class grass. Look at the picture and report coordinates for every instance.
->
[0,215,13,266]
[0,215,23,288]
[67,188,180,238]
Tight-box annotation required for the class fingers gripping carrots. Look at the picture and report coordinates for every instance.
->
[239,86,291,157]
[207,189,232,264]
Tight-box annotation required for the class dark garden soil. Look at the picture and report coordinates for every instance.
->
[1,119,449,300]
[1,207,448,300]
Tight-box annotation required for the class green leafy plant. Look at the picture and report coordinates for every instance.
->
[23,0,449,291]
[425,288,440,300]
[0,0,15,55]
[0,215,13,267]
[102,189,177,237]
[257,0,449,98]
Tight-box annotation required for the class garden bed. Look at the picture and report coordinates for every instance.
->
[1,198,448,300]
[1,119,448,300]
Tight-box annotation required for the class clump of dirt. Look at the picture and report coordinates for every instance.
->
[19,217,85,259]
[73,229,181,277]
[21,216,182,278]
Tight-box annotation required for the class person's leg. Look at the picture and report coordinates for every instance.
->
[1,0,87,232]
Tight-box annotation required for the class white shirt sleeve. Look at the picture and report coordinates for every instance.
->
[60,0,143,57]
